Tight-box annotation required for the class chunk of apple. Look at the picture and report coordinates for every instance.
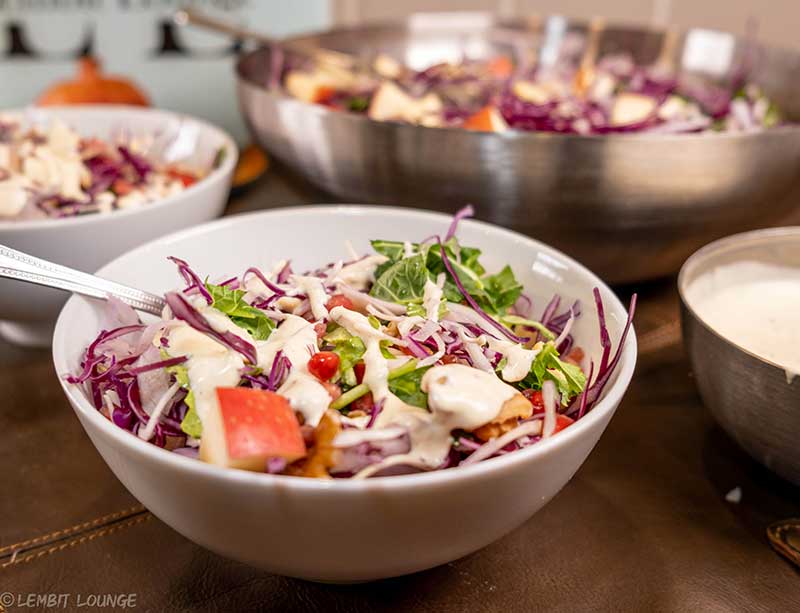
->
[200,388,306,472]
[285,71,335,104]
[512,80,553,105]
[610,93,657,127]
[368,82,443,124]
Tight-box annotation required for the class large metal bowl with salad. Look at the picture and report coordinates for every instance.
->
[53,205,637,581]
[237,14,800,283]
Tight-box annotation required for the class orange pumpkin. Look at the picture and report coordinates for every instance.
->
[37,57,150,107]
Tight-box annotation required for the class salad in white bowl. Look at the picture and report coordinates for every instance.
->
[0,106,236,347]
[0,114,209,221]
[54,205,637,580]
[68,206,635,479]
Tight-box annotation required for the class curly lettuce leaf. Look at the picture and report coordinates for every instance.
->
[523,343,586,403]
[482,265,523,314]
[370,236,522,317]
[323,325,366,376]
[206,282,275,341]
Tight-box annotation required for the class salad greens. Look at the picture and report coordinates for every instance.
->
[70,206,636,480]
[206,282,275,341]
[370,237,522,316]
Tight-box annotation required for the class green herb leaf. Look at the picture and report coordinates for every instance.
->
[406,301,448,319]
[523,343,586,403]
[370,253,429,304]
[348,96,370,112]
[481,265,523,314]
[500,314,555,340]
[324,326,366,375]
[165,360,201,438]
[388,365,431,409]
[371,239,407,260]
[206,283,275,341]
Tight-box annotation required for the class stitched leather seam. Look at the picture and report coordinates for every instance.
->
[0,513,152,570]
[0,504,145,557]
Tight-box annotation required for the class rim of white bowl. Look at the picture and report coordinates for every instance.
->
[53,205,638,491]
[0,105,238,231]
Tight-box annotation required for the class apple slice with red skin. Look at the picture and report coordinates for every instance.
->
[199,388,306,472]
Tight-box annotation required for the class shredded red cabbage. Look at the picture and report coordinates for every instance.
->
[437,237,528,344]
[168,256,212,304]
[444,204,475,241]
[243,266,286,296]
[165,292,258,365]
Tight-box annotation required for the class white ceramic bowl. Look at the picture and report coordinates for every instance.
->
[52,206,637,582]
[0,105,237,346]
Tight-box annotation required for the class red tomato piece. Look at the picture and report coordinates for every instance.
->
[326,294,354,311]
[313,85,336,104]
[523,389,545,414]
[554,414,575,434]
[353,362,365,384]
[167,168,198,187]
[215,388,306,464]
[308,351,340,381]
[350,391,374,413]
[565,346,585,366]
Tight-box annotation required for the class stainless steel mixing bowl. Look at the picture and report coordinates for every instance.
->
[679,227,800,485]
[236,15,800,283]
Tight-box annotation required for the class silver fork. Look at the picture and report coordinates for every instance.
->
[0,245,166,316]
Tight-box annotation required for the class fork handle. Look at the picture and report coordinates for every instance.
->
[0,245,166,316]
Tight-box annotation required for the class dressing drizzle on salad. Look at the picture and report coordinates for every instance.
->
[69,206,635,478]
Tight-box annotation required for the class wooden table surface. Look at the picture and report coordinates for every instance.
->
[1,168,798,613]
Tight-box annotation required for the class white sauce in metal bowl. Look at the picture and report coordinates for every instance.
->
[686,261,800,380]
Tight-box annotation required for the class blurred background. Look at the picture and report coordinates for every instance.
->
[1,0,794,143]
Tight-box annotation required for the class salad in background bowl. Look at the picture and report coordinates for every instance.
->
[281,51,781,135]
[53,206,637,580]
[0,113,209,220]
[0,106,237,347]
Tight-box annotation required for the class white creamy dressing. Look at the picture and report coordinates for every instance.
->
[329,306,397,402]
[688,261,800,380]
[291,275,329,321]
[397,315,424,338]
[169,303,332,428]
[350,364,522,478]
[167,323,244,425]
[422,275,444,322]
[486,337,543,383]
[256,314,330,427]
[330,254,388,291]
[241,265,303,312]
[423,364,518,430]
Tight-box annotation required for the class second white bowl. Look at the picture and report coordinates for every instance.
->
[0,105,237,346]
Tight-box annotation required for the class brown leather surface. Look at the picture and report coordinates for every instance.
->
[2,171,800,612]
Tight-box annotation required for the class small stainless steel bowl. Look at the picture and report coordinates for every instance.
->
[679,227,800,484]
